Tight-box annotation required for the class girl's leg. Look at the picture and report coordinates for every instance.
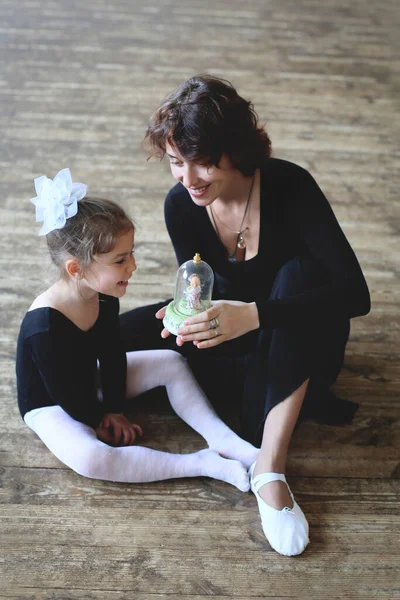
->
[126,349,259,469]
[24,406,249,490]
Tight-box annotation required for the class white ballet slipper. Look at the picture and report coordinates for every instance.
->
[249,462,309,556]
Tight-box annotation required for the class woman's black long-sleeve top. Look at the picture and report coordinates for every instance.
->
[164,158,371,328]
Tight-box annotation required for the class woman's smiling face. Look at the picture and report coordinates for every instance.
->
[166,142,236,206]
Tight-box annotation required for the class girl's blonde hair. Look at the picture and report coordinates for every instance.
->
[46,196,134,274]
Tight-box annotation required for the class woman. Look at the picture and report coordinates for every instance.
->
[120,74,371,556]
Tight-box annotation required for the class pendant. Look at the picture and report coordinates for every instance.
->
[237,234,246,249]
[228,233,246,262]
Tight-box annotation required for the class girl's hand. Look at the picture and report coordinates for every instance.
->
[176,300,260,349]
[155,305,172,339]
[96,413,143,447]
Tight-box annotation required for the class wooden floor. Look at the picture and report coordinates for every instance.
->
[1,0,399,598]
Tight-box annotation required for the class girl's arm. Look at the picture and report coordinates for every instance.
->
[97,295,127,415]
[96,296,143,446]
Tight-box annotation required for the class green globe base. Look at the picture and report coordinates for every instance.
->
[163,299,207,335]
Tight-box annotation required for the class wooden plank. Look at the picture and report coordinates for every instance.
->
[1,466,399,507]
[0,591,342,600]
[1,505,399,553]
[1,546,399,597]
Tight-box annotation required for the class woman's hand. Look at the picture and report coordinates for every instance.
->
[175,300,260,349]
[155,305,172,339]
[96,413,143,447]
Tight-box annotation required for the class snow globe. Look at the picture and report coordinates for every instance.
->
[163,253,214,335]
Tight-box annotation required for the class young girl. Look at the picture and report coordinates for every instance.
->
[16,167,259,490]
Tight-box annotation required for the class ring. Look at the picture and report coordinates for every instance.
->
[209,317,219,329]
[214,327,220,337]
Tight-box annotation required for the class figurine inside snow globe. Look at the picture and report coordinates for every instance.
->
[163,253,214,335]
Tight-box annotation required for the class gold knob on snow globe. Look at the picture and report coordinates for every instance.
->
[163,253,214,335]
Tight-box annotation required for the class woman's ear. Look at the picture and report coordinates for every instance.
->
[65,258,84,280]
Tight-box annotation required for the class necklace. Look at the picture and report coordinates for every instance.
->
[209,175,255,262]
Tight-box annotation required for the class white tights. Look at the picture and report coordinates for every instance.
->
[25,350,259,491]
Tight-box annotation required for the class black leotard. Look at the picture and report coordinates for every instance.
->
[16,294,126,429]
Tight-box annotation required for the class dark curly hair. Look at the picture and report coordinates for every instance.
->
[143,74,272,176]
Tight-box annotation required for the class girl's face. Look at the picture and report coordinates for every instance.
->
[166,143,236,206]
[83,229,136,298]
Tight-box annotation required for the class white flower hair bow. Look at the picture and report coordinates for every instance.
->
[30,168,87,235]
